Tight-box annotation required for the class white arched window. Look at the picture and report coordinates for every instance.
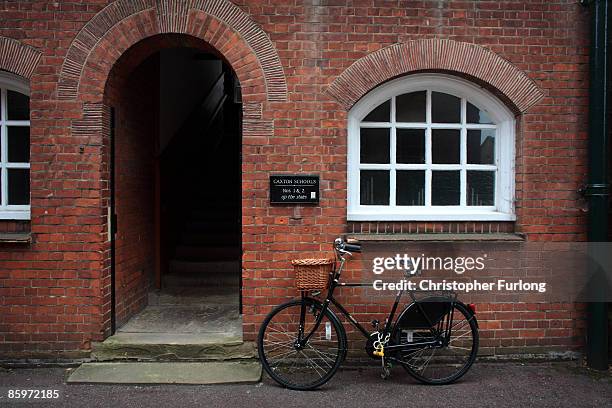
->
[0,72,30,219]
[347,74,515,221]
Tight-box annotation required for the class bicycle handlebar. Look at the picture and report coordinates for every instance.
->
[334,237,361,254]
[344,243,361,253]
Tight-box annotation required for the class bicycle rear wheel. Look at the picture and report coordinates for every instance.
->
[257,298,346,390]
[392,301,478,384]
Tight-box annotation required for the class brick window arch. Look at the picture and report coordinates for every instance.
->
[0,71,30,219]
[348,74,515,221]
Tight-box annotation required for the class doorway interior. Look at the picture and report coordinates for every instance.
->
[106,42,242,345]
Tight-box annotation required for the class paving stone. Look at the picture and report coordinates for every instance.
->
[67,361,262,384]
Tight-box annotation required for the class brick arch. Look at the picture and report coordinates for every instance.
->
[57,0,287,102]
[0,36,41,79]
[327,39,544,114]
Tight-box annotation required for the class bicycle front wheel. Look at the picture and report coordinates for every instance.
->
[392,301,478,385]
[257,298,346,390]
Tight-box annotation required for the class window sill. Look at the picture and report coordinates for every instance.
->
[347,233,525,242]
[0,232,31,243]
[347,212,516,221]
[0,211,30,220]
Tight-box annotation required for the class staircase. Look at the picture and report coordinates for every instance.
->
[162,105,241,298]
[163,194,241,289]
[81,279,258,384]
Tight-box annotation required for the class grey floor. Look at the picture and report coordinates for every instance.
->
[116,286,242,343]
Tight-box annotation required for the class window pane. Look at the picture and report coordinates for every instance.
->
[7,90,29,120]
[432,171,460,205]
[360,170,389,205]
[467,171,495,206]
[467,129,495,164]
[8,126,30,162]
[8,169,29,205]
[397,129,425,164]
[432,92,460,123]
[432,129,460,164]
[396,91,426,122]
[363,99,390,122]
[397,170,425,206]
[360,128,390,163]
[466,101,493,124]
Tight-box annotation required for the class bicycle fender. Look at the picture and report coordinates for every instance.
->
[456,300,479,328]
[394,296,451,329]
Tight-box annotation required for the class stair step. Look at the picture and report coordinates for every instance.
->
[92,335,256,362]
[67,361,261,384]
[180,233,240,246]
[188,210,239,221]
[184,220,240,232]
[174,245,240,260]
[148,287,238,306]
[169,260,239,274]
[163,272,240,287]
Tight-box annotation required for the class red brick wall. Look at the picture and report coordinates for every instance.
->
[0,1,593,359]
[104,52,158,329]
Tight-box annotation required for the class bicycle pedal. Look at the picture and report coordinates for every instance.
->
[381,366,391,379]
[370,319,379,328]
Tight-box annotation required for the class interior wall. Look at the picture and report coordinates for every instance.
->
[159,48,222,151]
[105,54,159,328]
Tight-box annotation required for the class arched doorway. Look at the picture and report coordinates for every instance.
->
[104,34,242,345]
[59,0,287,349]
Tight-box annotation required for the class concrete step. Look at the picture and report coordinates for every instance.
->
[180,233,239,246]
[163,272,240,288]
[92,335,256,362]
[148,287,238,306]
[67,361,261,384]
[184,220,240,232]
[174,245,240,260]
[188,210,239,221]
[169,260,239,274]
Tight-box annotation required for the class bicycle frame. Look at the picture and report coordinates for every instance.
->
[297,250,457,354]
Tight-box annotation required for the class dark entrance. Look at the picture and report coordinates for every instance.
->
[105,40,242,343]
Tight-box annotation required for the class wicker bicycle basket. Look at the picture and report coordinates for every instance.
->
[291,258,334,290]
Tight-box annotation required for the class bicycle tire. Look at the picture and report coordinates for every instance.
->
[392,301,478,385]
[257,298,347,390]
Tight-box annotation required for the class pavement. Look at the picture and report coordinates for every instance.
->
[0,362,611,408]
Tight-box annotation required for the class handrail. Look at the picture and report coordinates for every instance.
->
[159,71,226,157]
[208,94,229,153]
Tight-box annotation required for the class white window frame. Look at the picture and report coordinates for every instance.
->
[347,74,516,221]
[0,72,30,220]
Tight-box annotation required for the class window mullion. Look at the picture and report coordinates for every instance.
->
[1,87,6,208]
[460,97,467,207]
[389,96,397,207]
[1,87,5,122]
[425,90,432,207]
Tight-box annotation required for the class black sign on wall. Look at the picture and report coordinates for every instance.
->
[270,175,319,204]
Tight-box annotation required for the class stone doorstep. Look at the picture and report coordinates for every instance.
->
[91,337,257,362]
[66,361,262,384]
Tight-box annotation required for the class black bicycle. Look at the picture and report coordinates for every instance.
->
[257,237,479,390]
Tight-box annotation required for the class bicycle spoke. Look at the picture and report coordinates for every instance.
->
[394,302,477,384]
[259,300,344,390]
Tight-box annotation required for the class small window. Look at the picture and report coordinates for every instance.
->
[0,72,30,219]
[347,74,515,221]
